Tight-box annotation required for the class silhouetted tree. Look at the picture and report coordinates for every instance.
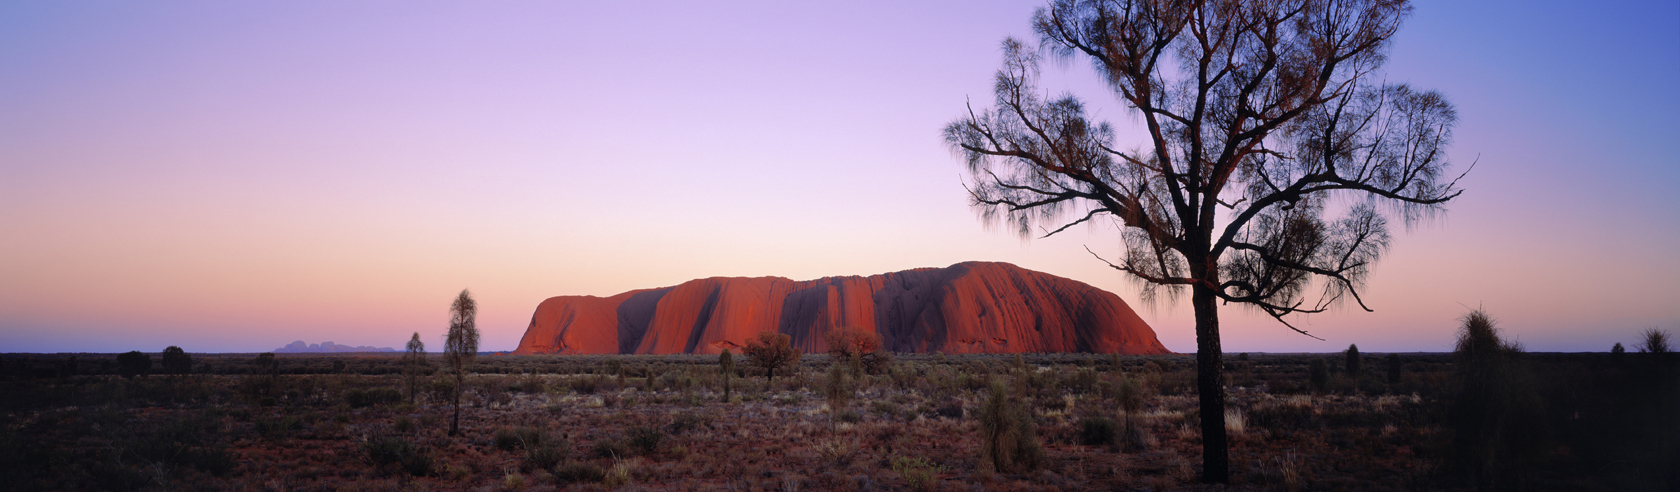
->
[944,0,1464,482]
[161,346,192,375]
[117,351,151,379]
[444,289,479,436]
[404,332,426,405]
[1448,309,1542,487]
[1346,344,1361,377]
[743,331,800,385]
[1637,328,1671,354]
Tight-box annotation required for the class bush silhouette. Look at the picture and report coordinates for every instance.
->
[117,351,151,379]
[161,346,191,375]
[1345,344,1361,377]
[1447,309,1544,487]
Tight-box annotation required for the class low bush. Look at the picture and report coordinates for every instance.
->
[1078,416,1118,447]
[977,379,1043,473]
[626,425,663,454]
[363,433,433,477]
[554,461,606,483]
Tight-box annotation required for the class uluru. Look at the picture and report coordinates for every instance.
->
[513,261,1169,355]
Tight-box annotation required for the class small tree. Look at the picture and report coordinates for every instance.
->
[117,351,151,379]
[718,349,735,402]
[255,352,278,376]
[1345,344,1361,377]
[161,346,192,375]
[743,331,800,386]
[404,332,426,405]
[945,1,1464,481]
[444,289,480,436]
[1637,328,1672,354]
[826,326,891,375]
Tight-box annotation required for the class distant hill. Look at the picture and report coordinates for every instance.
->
[274,341,396,353]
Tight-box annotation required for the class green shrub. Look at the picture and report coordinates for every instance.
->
[890,456,946,492]
[977,379,1043,473]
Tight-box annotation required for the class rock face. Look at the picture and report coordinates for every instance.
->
[512,261,1170,355]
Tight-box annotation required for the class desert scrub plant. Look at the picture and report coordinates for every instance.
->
[1448,309,1544,487]
[554,461,606,484]
[1308,357,1329,394]
[977,379,1043,473]
[117,351,151,379]
[1078,416,1118,447]
[626,425,664,455]
[363,433,433,477]
[719,348,735,402]
[890,456,947,492]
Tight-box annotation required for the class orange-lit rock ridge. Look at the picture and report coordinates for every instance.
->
[512,262,1170,355]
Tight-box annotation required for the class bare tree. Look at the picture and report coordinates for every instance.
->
[444,289,479,436]
[404,332,426,405]
[945,0,1465,482]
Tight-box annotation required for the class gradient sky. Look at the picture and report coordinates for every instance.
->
[3,1,1676,354]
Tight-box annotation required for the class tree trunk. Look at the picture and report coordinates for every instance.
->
[1193,282,1230,483]
[450,390,461,436]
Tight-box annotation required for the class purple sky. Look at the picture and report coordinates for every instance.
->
[3,0,1676,354]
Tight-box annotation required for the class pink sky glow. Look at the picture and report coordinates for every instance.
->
[3,0,1677,354]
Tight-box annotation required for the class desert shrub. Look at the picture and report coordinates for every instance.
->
[1447,309,1544,487]
[255,415,301,441]
[394,415,416,433]
[345,387,403,408]
[493,427,521,451]
[525,443,567,471]
[1386,353,1403,386]
[934,398,965,419]
[1078,416,1119,447]
[591,438,631,459]
[626,425,664,454]
[117,351,151,379]
[837,409,862,423]
[823,361,852,411]
[161,346,192,375]
[363,433,433,477]
[1345,344,1361,377]
[719,349,735,401]
[890,456,947,492]
[554,461,606,483]
[668,411,712,435]
[977,379,1043,473]
[1308,357,1329,394]
[872,400,900,418]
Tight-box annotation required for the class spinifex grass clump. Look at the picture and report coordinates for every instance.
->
[977,379,1043,473]
[1448,309,1543,487]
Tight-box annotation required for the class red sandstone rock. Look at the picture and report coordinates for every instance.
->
[512,262,1170,355]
